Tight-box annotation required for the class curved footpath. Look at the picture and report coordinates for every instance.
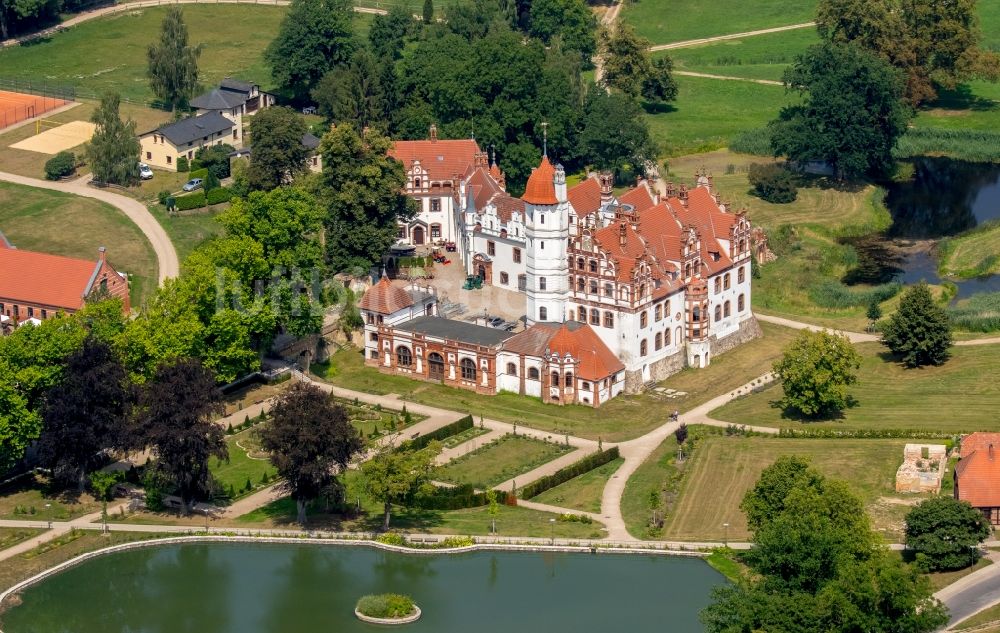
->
[0,171,179,283]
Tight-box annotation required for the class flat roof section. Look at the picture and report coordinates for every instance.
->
[393,316,514,347]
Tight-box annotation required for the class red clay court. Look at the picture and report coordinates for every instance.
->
[0,90,70,130]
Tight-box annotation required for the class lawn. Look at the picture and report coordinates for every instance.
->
[532,457,624,514]
[712,342,1000,433]
[318,321,798,442]
[621,430,682,539]
[0,476,101,522]
[209,426,278,501]
[0,181,158,303]
[939,221,1000,278]
[664,27,819,82]
[622,0,817,45]
[338,397,424,441]
[433,434,572,489]
[663,436,918,542]
[0,527,44,550]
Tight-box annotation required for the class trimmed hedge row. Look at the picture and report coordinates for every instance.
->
[206,187,233,205]
[519,447,620,499]
[777,428,954,440]
[174,191,207,211]
[412,484,512,510]
[189,167,209,180]
[402,415,474,451]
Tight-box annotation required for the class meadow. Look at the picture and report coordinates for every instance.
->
[622,0,817,45]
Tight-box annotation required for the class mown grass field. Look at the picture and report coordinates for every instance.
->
[531,457,623,514]
[433,434,572,489]
[622,0,817,45]
[209,427,278,501]
[317,322,798,442]
[621,431,681,538]
[664,436,918,542]
[664,27,819,81]
[712,342,1000,433]
[0,181,158,303]
[939,221,1000,278]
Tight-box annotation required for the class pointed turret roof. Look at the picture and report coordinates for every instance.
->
[522,156,558,205]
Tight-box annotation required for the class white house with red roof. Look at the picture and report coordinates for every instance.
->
[0,235,129,327]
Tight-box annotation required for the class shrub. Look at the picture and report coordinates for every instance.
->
[356,594,415,619]
[157,189,172,205]
[189,167,209,180]
[375,532,406,546]
[557,513,593,524]
[808,280,901,309]
[748,163,798,203]
[177,156,189,172]
[44,151,76,180]
[189,159,204,171]
[519,447,620,499]
[402,415,473,451]
[174,191,207,211]
[412,484,512,510]
[204,170,220,191]
[206,187,233,205]
[439,535,474,548]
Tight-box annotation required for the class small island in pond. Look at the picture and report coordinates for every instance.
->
[355,594,421,624]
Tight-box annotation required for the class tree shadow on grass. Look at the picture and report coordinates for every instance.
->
[926,85,998,113]
[767,397,859,423]
[642,102,678,115]
[251,498,450,533]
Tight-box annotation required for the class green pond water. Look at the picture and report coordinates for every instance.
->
[1,542,724,632]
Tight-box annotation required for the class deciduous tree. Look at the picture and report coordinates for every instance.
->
[246,106,310,191]
[133,358,226,514]
[906,496,991,571]
[219,186,325,272]
[146,6,201,111]
[641,56,679,104]
[312,50,387,132]
[599,23,652,98]
[881,282,953,367]
[773,329,862,418]
[361,442,440,530]
[368,5,412,60]
[259,383,363,524]
[528,0,596,64]
[580,89,657,183]
[86,93,141,186]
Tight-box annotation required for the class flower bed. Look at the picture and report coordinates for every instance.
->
[355,593,420,624]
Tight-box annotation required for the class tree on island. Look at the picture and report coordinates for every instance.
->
[702,458,948,632]
[906,496,991,572]
[86,93,141,186]
[773,329,862,418]
[36,338,132,490]
[769,42,911,180]
[259,383,363,524]
[134,358,226,514]
[246,106,310,191]
[265,0,355,103]
[361,442,440,530]
[881,282,953,367]
[146,6,201,111]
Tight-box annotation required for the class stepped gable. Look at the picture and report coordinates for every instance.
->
[358,277,415,314]
[389,138,481,182]
[592,221,649,282]
[468,167,524,223]
[686,187,738,239]
[619,183,657,212]
[503,321,624,381]
[665,193,734,275]
[522,156,558,205]
[567,176,602,216]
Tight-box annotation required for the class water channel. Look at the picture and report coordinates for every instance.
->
[0,543,725,632]
[881,157,1000,298]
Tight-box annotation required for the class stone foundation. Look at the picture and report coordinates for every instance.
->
[710,315,762,357]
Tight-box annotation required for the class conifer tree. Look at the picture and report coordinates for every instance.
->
[422,0,433,24]
[146,6,202,111]
[881,282,953,367]
[86,93,141,186]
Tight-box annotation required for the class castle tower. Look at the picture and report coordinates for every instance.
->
[523,156,570,325]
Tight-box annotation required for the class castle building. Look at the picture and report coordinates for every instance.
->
[370,133,760,405]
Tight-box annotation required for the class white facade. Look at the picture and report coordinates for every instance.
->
[525,164,570,326]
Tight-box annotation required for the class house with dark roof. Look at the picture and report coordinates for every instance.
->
[955,432,1000,525]
[0,236,129,328]
[139,111,239,172]
[190,77,275,131]
[230,132,323,174]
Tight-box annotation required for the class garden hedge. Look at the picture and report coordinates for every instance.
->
[519,447,620,499]
[206,187,233,205]
[177,156,189,172]
[412,483,512,510]
[174,191,207,211]
[189,167,209,180]
[402,415,474,451]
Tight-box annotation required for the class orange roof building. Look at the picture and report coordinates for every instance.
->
[0,239,130,325]
[956,432,1000,524]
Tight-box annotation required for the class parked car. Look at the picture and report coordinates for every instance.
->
[182,178,203,192]
[139,163,153,180]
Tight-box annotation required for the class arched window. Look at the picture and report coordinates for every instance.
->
[428,352,444,379]
[675,326,682,343]
[738,294,745,312]
[396,346,412,367]
[578,306,586,322]
[551,371,560,386]
[738,266,745,283]
[577,277,585,292]
[724,301,731,318]
[664,328,671,345]
[590,279,598,294]
[685,263,692,277]
[640,339,648,356]
[640,311,648,328]
[590,309,600,325]
[506,362,517,376]
[692,306,701,322]
[604,311,614,328]
[724,273,731,290]
[539,306,548,321]
[654,333,662,350]
[714,305,722,322]
[714,277,721,293]
[655,304,662,321]
[413,177,421,188]
[589,259,597,273]
[529,367,540,380]
[577,257,585,270]
[565,373,574,387]
[460,358,477,381]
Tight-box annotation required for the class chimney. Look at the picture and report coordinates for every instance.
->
[429,124,438,142]
[619,222,627,247]
[599,171,613,204]
[98,246,107,263]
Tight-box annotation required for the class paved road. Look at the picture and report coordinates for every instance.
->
[0,171,179,283]
[936,553,1000,629]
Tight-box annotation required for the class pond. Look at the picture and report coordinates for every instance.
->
[0,543,725,633]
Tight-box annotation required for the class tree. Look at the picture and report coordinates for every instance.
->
[259,383,363,524]
[580,89,657,183]
[867,299,883,328]
[599,24,652,98]
[673,423,688,445]
[486,488,500,534]
[641,56,678,104]
[528,0,596,64]
[86,93,141,186]
[312,49,387,132]
[246,106,310,191]
[773,329,862,418]
[906,496,991,572]
[195,143,235,179]
[146,6,201,111]
[361,442,440,530]
[881,282,953,367]
[36,338,132,490]
[219,186,325,272]
[741,455,824,532]
[748,162,798,203]
[89,470,123,529]
[769,42,911,180]
[133,358,226,514]
[265,0,356,103]
[0,0,59,40]
[320,125,415,270]
[368,5,412,60]
[422,0,433,24]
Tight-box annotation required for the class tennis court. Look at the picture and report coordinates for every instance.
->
[0,89,70,130]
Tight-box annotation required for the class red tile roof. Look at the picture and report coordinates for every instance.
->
[503,321,624,381]
[619,183,657,212]
[567,177,602,216]
[389,139,480,182]
[522,156,558,205]
[468,167,524,223]
[358,277,415,314]
[0,248,105,310]
[957,432,1000,508]
[592,222,648,282]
